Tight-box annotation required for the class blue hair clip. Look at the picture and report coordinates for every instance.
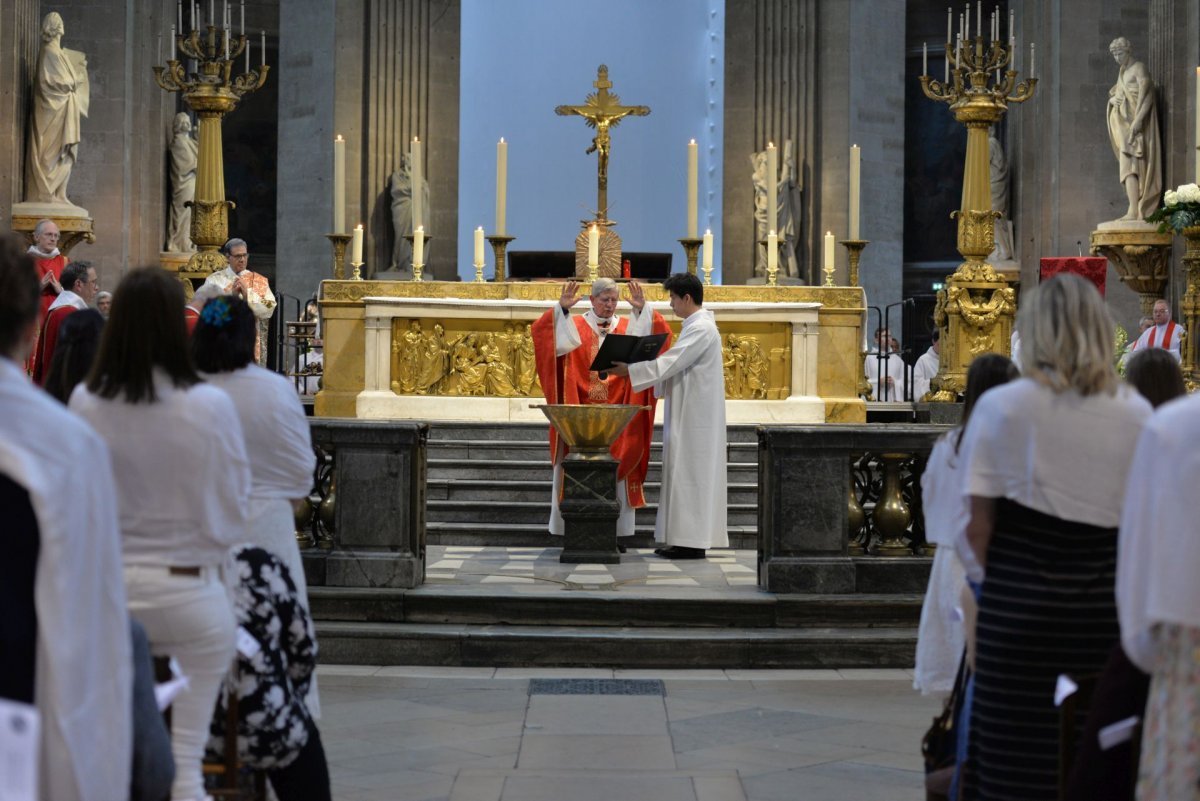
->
[201,297,233,328]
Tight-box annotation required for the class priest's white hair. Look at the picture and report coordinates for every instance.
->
[590,277,618,297]
[1016,273,1120,396]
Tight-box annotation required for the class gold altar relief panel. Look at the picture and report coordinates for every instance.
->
[390,319,542,398]
[716,323,791,400]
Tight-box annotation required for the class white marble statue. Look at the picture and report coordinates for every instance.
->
[752,140,802,280]
[24,12,89,207]
[165,113,197,253]
[1106,37,1161,223]
[389,154,430,273]
[989,128,1014,263]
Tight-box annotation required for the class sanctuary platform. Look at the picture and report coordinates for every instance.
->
[316,280,868,424]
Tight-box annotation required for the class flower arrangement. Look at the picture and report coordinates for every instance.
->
[1147,183,1200,233]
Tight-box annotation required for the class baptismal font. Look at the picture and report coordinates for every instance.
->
[919,9,1036,400]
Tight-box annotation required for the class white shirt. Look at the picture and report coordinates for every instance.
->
[912,347,940,401]
[1130,320,1184,361]
[45,288,88,314]
[628,308,728,549]
[0,358,131,801]
[865,350,907,401]
[1117,393,1200,672]
[203,365,316,500]
[959,377,1152,528]
[70,370,252,567]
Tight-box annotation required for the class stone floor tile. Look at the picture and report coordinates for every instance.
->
[670,707,847,752]
[501,773,696,801]
[693,774,748,801]
[479,575,536,584]
[836,668,913,680]
[646,562,682,572]
[524,695,668,736]
[375,666,497,679]
[493,667,613,679]
[447,772,506,801]
[786,720,927,755]
[615,668,729,680]
[724,669,844,681]
[643,577,700,586]
[742,766,924,801]
[428,559,465,569]
[317,664,382,677]
[517,734,677,770]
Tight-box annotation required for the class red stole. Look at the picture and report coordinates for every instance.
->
[184,307,201,336]
[32,305,77,386]
[1146,321,1176,349]
[26,252,66,375]
[532,308,672,508]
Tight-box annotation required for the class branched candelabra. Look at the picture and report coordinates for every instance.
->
[918,9,1036,400]
[154,19,269,275]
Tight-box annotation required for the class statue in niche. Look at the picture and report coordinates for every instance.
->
[25,12,89,206]
[166,113,198,252]
[389,154,431,272]
[1105,37,1161,223]
[751,140,802,279]
[988,128,1014,263]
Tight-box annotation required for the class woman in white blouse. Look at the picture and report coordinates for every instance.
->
[71,267,251,801]
[957,274,1152,800]
[191,295,320,714]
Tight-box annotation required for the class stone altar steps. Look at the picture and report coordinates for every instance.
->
[309,587,922,668]
[425,422,762,548]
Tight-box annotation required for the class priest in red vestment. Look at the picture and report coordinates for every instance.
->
[32,260,96,385]
[26,219,66,373]
[532,278,671,545]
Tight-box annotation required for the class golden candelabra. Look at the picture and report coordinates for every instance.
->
[487,235,515,282]
[350,260,363,281]
[474,258,487,283]
[840,239,868,287]
[325,233,351,280]
[154,24,269,276]
[919,25,1035,400]
[678,237,702,276]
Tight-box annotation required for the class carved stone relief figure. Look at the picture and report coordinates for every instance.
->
[25,12,90,206]
[389,155,431,272]
[166,113,198,252]
[1105,37,1161,223]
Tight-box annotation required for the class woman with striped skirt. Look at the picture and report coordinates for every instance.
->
[956,274,1152,800]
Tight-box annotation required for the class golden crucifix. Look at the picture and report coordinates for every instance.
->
[555,65,650,221]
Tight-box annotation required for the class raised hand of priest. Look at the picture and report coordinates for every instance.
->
[627,279,645,311]
[559,280,583,310]
[608,361,630,377]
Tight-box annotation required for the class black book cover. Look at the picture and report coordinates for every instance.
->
[589,332,668,372]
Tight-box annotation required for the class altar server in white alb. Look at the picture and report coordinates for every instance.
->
[1129,298,1184,361]
[611,273,728,559]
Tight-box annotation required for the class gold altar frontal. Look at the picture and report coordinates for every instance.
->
[317,281,867,424]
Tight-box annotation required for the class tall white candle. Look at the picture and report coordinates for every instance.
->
[245,32,250,73]
[351,224,363,264]
[849,144,861,240]
[687,139,698,238]
[495,138,507,236]
[767,230,778,274]
[588,224,599,267]
[976,0,981,37]
[824,231,835,274]
[414,226,424,267]
[333,135,345,234]
[178,1,183,33]
[260,29,265,65]
[240,0,244,34]
[946,7,952,46]
[170,27,176,60]
[923,42,928,76]
[1195,68,1200,183]
[473,226,485,267]
[411,137,423,230]
[702,229,713,270]
[766,142,777,235]
[1030,42,1035,78]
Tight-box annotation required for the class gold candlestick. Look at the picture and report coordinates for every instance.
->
[325,233,351,280]
[758,238,782,286]
[702,261,714,287]
[350,260,363,281]
[154,26,269,276]
[474,260,486,283]
[839,239,868,287]
[487,234,515,282]
[677,237,703,276]
[402,233,433,281]
[587,261,598,283]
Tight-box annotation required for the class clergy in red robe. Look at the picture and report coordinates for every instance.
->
[532,278,671,541]
[26,219,66,373]
[32,260,96,385]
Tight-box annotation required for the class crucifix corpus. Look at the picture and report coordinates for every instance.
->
[555,65,650,223]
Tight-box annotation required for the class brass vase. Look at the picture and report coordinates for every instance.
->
[872,453,912,556]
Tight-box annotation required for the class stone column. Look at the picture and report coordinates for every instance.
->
[0,0,39,223]
[722,0,817,285]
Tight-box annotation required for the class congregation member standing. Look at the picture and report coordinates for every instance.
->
[611,273,727,559]
[71,266,251,801]
[532,277,670,546]
[192,295,321,714]
[958,274,1152,800]
[42,308,103,404]
[0,233,131,801]
[1127,298,1184,361]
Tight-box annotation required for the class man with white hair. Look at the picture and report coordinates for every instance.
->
[1129,299,1184,362]
[532,278,671,547]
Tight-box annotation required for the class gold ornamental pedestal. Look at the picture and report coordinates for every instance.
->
[1090,227,1174,315]
[1179,226,1200,390]
[920,30,1036,400]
